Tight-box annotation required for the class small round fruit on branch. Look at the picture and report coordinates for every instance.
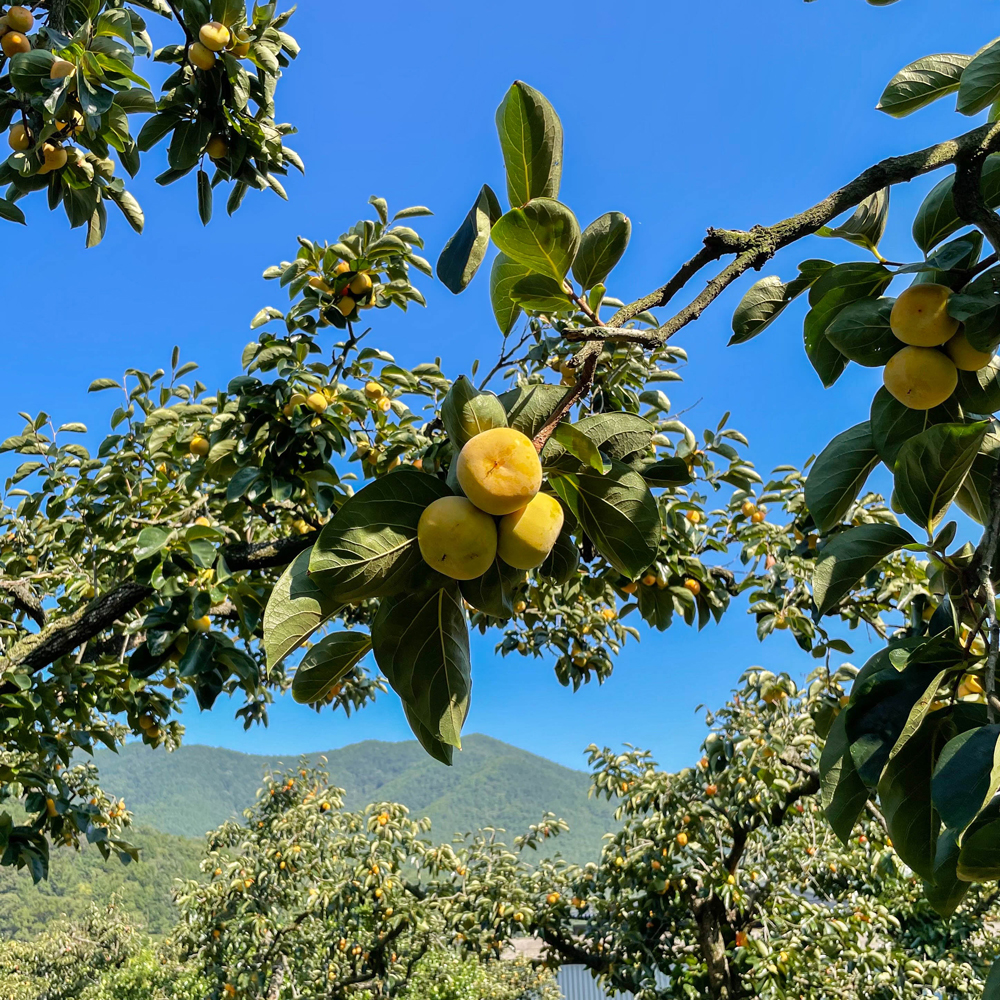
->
[7,122,30,151]
[882,346,957,409]
[417,496,498,580]
[6,6,32,32]
[37,143,67,174]
[50,59,76,80]
[944,329,994,372]
[1,31,30,56]
[497,492,565,570]
[188,41,217,70]
[890,283,959,347]
[206,134,229,160]
[456,428,542,516]
[199,21,231,51]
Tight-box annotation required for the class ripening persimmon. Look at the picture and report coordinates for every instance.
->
[188,41,216,70]
[57,110,84,136]
[308,275,332,293]
[206,134,229,160]
[350,271,372,295]
[337,295,355,317]
[882,345,957,409]
[2,31,30,56]
[37,143,67,174]
[189,434,210,457]
[944,328,994,371]
[50,59,75,79]
[890,283,959,347]
[417,496,497,580]
[456,427,542,516]
[6,6,32,32]
[199,21,230,51]
[497,492,564,569]
[306,392,327,413]
[7,122,29,151]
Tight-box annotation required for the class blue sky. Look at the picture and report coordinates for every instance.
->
[8,0,996,773]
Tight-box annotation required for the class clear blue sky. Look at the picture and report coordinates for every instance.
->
[8,0,994,772]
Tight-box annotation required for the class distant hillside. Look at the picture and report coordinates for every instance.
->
[92,734,616,864]
[0,826,201,940]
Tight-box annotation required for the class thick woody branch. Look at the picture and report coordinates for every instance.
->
[0,579,46,629]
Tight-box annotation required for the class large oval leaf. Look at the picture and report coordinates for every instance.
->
[460,555,524,618]
[957,37,1000,115]
[932,724,1000,835]
[541,412,655,471]
[372,583,471,749]
[893,420,989,532]
[263,546,342,670]
[291,631,372,704]
[954,356,1000,413]
[804,422,878,532]
[491,198,580,282]
[489,251,529,334]
[495,80,563,207]
[572,212,631,291]
[812,522,916,618]
[728,260,833,346]
[877,53,972,117]
[912,154,1000,252]
[436,184,503,294]
[309,469,450,604]
[870,386,963,467]
[403,703,454,766]
[824,297,900,366]
[549,462,659,579]
[499,383,566,438]
[509,274,573,312]
[441,375,507,449]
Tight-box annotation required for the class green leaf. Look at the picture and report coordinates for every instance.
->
[544,422,608,475]
[870,386,964,467]
[729,260,834,345]
[924,828,972,917]
[542,412,655,468]
[957,37,1000,115]
[538,523,579,584]
[89,378,122,392]
[954,356,1000,413]
[812,523,916,617]
[8,51,55,95]
[0,198,25,226]
[804,421,879,532]
[824,297,900,366]
[372,584,471,748]
[877,713,950,881]
[893,421,988,532]
[985,958,1000,1000]
[291,631,371,704]
[549,461,659,579]
[436,184,502,294]
[572,212,631,290]
[637,457,693,488]
[820,712,870,843]
[491,198,580,282]
[956,451,997,524]
[912,154,1000,252]
[441,375,507,449]
[957,814,1000,880]
[403,703,454,766]
[509,273,572,312]
[932,724,1000,835]
[263,547,342,670]
[499,383,566,438]
[816,188,889,252]
[877,53,972,117]
[196,168,212,226]
[309,470,450,604]
[495,80,563,207]
[489,252,529,334]
[460,555,523,618]
[135,526,170,562]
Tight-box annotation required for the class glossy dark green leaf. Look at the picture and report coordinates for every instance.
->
[804,422,879,532]
[509,274,572,312]
[403,702,454,766]
[491,198,580,282]
[460,555,524,618]
[489,251,529,334]
[263,547,342,669]
[816,188,889,252]
[954,356,1000,413]
[957,816,1000,881]
[196,168,212,226]
[637,457,693,488]
[893,421,989,532]
[812,523,916,617]
[877,53,972,117]
[551,422,610,474]
[291,631,371,704]
[932,724,1000,835]
[956,451,997,524]
[924,828,972,916]
[542,412,654,468]
[820,712,870,843]
[825,297,900,366]
[499,383,566,438]
[495,80,563,207]
[984,956,1000,1000]
[441,375,507,449]
[957,37,1000,115]
[309,470,450,604]
[729,260,834,346]
[549,462,659,579]
[912,154,1000,252]
[372,584,471,748]
[572,212,631,290]
[436,184,503,294]
[870,386,964,467]
[538,523,579,584]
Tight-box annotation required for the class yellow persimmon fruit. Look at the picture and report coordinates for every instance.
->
[364,381,384,400]
[7,6,32,31]
[189,615,211,632]
[199,21,230,51]
[456,427,543,516]
[37,142,67,174]
[338,295,355,317]
[378,396,392,413]
[189,434,210,457]
[642,573,656,586]
[676,832,688,847]
[50,59,76,79]
[206,134,229,160]
[1,31,29,56]
[882,346,957,409]
[350,272,372,295]
[188,41,216,70]
[417,495,498,580]
[945,329,994,371]
[890,283,959,346]
[334,260,350,275]
[194,515,211,527]
[497,492,564,569]
[740,500,756,517]
[306,392,328,413]
[57,110,84,136]
[685,510,701,524]
[683,578,701,596]
[308,275,332,294]
[8,122,29,150]
[228,31,251,57]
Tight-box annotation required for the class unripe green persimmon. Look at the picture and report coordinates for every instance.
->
[882,346,957,409]
[456,428,542,516]
[497,492,564,569]
[944,329,994,371]
[890,284,959,347]
[417,496,497,580]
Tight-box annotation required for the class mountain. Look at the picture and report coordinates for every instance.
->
[93,733,616,863]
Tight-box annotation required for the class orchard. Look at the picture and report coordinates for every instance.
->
[5,0,1000,998]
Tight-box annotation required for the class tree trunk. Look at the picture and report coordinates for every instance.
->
[692,896,740,999]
